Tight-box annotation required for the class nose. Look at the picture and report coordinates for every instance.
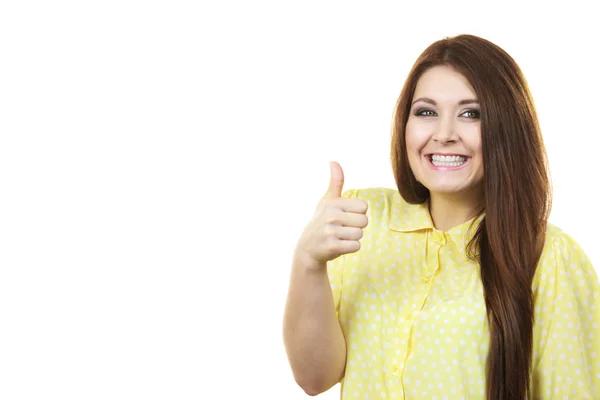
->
[432,116,458,143]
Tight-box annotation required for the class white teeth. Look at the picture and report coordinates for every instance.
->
[430,154,467,167]
[431,155,467,162]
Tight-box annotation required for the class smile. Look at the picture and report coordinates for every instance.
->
[425,154,472,171]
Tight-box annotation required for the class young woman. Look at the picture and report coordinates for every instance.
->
[283,34,600,399]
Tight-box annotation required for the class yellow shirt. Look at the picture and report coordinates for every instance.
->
[328,187,600,399]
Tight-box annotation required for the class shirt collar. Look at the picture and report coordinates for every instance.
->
[388,191,484,250]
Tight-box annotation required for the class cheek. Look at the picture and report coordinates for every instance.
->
[405,121,427,155]
[404,123,426,179]
[472,136,483,174]
[462,126,483,165]
[470,138,484,178]
[465,126,482,153]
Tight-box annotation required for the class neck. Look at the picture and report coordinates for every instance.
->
[428,189,483,232]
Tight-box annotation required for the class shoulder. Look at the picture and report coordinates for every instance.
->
[542,223,591,262]
[534,222,597,291]
[339,187,404,237]
[341,187,407,220]
[342,187,415,214]
[342,187,400,202]
[342,187,431,233]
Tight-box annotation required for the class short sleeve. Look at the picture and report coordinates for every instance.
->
[327,188,358,315]
[531,232,600,399]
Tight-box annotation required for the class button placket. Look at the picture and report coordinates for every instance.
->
[393,231,447,393]
[423,231,445,283]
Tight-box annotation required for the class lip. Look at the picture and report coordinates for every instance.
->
[424,154,472,171]
[426,152,469,157]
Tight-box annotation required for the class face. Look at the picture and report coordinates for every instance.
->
[405,65,484,199]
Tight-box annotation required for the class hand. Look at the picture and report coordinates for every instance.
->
[294,162,369,270]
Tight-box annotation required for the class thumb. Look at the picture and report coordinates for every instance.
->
[324,161,344,199]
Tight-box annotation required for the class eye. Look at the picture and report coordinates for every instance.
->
[415,108,436,117]
[461,109,481,119]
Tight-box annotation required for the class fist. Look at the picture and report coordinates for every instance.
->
[294,161,369,270]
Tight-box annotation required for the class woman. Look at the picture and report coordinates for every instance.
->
[283,34,600,399]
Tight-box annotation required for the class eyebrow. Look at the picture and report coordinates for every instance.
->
[411,97,479,106]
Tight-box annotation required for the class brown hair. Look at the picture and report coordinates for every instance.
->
[390,34,551,399]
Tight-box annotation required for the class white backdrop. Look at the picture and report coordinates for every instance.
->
[1,1,598,399]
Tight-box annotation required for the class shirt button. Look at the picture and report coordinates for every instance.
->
[423,276,431,282]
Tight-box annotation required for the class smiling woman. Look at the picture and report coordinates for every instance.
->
[283,33,600,400]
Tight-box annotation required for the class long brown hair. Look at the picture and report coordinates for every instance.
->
[390,34,552,399]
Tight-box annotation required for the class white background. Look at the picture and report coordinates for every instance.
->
[1,1,598,399]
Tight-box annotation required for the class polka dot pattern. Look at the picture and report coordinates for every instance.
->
[328,187,600,399]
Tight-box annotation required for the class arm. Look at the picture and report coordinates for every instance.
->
[283,253,347,396]
[531,232,600,398]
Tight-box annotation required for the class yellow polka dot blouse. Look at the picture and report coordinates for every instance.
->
[328,188,600,399]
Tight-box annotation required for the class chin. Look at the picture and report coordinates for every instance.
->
[422,182,471,196]
[429,188,467,196]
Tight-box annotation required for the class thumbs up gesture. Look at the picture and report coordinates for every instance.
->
[294,162,369,271]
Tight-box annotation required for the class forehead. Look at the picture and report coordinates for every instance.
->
[413,65,477,99]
